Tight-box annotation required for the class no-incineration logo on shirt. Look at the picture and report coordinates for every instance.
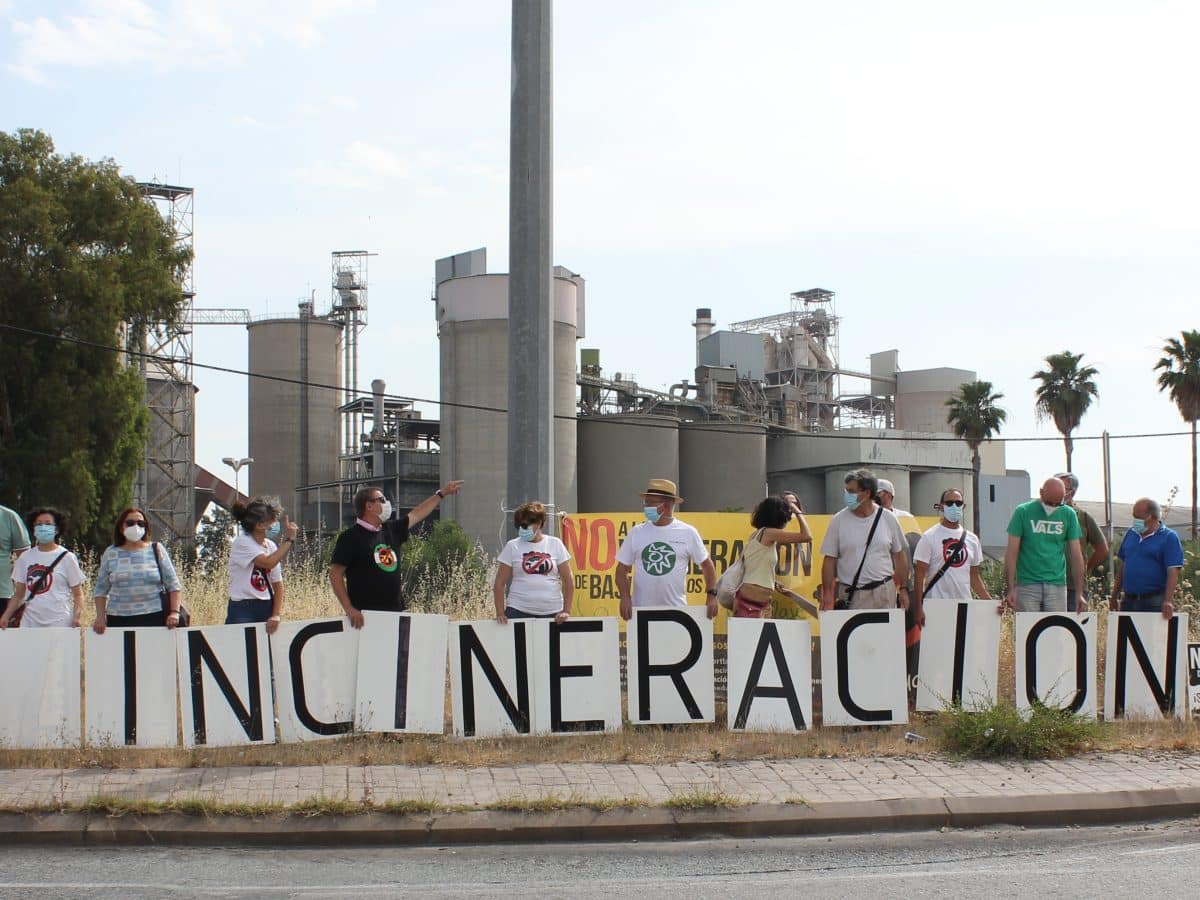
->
[941,538,968,568]
[373,543,398,573]
[521,551,554,575]
[641,541,677,575]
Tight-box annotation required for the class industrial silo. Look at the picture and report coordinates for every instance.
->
[436,267,581,552]
[678,421,767,512]
[247,314,342,528]
[577,415,680,512]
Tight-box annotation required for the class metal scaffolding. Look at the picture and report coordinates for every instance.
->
[135,182,196,550]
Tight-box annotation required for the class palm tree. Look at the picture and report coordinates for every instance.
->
[1032,351,1099,472]
[1156,330,1200,539]
[946,381,1008,535]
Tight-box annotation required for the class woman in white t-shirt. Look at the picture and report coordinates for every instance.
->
[493,501,573,624]
[227,496,298,634]
[0,507,85,629]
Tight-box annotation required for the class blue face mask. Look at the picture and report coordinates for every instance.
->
[266,522,281,539]
[943,503,964,524]
[843,490,861,511]
[33,523,56,544]
[1131,518,1147,535]
[643,505,662,524]
[517,525,536,541]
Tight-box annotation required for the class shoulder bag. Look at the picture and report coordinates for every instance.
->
[922,527,968,596]
[716,529,762,610]
[153,542,190,627]
[837,508,884,610]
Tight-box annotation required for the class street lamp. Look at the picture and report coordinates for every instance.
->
[221,456,254,499]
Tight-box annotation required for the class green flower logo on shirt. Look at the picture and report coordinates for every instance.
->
[641,541,677,576]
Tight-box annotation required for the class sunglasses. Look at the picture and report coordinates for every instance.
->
[942,500,964,508]
[124,519,147,527]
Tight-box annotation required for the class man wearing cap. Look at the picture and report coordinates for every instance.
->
[1056,472,1108,611]
[1109,497,1183,620]
[616,478,718,620]
[877,479,911,518]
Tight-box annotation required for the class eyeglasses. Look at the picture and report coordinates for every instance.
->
[124,519,147,527]
[942,500,964,507]
[367,496,385,504]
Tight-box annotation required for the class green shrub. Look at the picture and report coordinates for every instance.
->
[937,698,1104,759]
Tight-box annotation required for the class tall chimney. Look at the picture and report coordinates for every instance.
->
[693,308,715,366]
[370,378,386,438]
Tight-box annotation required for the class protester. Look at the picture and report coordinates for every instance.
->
[1109,497,1184,619]
[1003,477,1086,613]
[876,479,912,518]
[820,469,909,611]
[228,497,298,634]
[93,507,183,632]
[780,489,813,577]
[733,494,812,618]
[0,508,84,629]
[1056,472,1109,611]
[0,500,30,615]
[912,488,993,625]
[616,478,717,620]
[493,501,573,624]
[330,480,464,628]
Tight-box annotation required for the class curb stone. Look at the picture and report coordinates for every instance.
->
[3,787,1200,847]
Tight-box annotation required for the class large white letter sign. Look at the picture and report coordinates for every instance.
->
[726,618,812,732]
[1190,642,1200,717]
[915,599,1001,712]
[85,629,179,747]
[627,606,714,725]
[176,624,274,747]
[355,612,449,735]
[528,617,622,735]
[271,618,360,742]
[451,620,535,738]
[1015,613,1097,716]
[0,628,81,748]
[819,609,908,726]
[1104,613,1190,721]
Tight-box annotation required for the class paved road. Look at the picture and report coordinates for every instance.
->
[3,820,1199,898]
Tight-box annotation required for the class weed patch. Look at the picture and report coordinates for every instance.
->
[938,699,1105,759]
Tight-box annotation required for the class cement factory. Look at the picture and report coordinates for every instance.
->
[130,194,1028,559]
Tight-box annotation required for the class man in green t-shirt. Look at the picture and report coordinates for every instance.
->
[1003,477,1086,613]
[0,502,31,606]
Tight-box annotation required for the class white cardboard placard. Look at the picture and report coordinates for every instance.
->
[0,628,81,748]
[915,599,1001,711]
[176,624,274,747]
[85,628,179,747]
[819,609,908,726]
[626,606,714,725]
[271,617,360,742]
[527,617,622,735]
[450,619,538,738]
[1104,613,1190,721]
[355,611,449,735]
[726,618,812,732]
[1015,612,1097,717]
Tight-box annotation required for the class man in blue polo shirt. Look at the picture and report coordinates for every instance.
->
[1109,497,1184,620]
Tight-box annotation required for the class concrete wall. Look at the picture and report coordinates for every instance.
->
[678,422,767,512]
[577,415,679,512]
[979,470,1032,556]
[895,367,975,433]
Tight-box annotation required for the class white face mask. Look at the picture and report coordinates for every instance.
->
[123,524,146,542]
[1040,502,1058,517]
[379,500,393,521]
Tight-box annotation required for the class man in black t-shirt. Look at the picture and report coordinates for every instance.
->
[329,480,464,627]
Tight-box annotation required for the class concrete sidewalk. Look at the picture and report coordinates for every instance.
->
[3,751,1200,845]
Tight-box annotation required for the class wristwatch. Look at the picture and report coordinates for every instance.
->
[705,588,718,596]
[436,489,445,499]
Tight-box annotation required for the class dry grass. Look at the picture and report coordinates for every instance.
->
[663,788,744,810]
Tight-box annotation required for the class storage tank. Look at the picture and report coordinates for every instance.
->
[576,415,680,512]
[247,316,342,527]
[437,271,581,552]
[678,421,767,512]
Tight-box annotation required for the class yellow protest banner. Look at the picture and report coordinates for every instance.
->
[562,512,936,634]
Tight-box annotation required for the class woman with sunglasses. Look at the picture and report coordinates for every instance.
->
[911,488,992,628]
[92,507,183,632]
[0,507,85,629]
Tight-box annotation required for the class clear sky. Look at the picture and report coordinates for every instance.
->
[3,1,1198,516]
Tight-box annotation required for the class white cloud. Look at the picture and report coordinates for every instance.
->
[344,140,409,178]
[7,0,376,81]
[288,159,370,190]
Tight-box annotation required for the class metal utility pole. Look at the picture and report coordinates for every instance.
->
[507,0,555,532]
